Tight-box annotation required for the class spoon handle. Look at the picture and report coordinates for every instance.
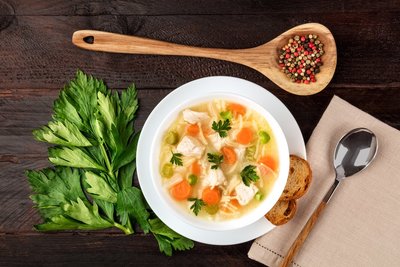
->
[72,30,242,63]
[280,201,327,267]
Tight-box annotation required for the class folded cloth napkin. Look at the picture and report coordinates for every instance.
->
[248,96,400,267]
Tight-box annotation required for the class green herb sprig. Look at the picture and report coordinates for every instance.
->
[26,71,193,256]
[188,198,205,216]
[207,153,224,169]
[240,165,260,186]
[170,151,183,166]
[211,119,231,138]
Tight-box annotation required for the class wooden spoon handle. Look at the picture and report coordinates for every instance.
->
[72,30,238,62]
[280,201,327,267]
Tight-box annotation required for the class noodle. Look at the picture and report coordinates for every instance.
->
[159,99,279,221]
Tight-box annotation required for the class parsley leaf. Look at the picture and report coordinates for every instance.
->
[84,171,117,203]
[211,119,231,137]
[33,70,139,174]
[170,151,183,166]
[33,120,92,147]
[188,198,206,215]
[26,70,193,256]
[26,167,113,231]
[240,165,260,186]
[149,218,194,256]
[116,187,150,233]
[207,153,224,169]
[48,146,106,171]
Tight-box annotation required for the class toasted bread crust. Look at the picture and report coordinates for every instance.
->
[265,200,297,226]
[279,155,312,201]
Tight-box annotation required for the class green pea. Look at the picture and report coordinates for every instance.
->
[259,131,270,144]
[254,192,263,201]
[161,163,174,178]
[188,174,198,185]
[220,111,233,120]
[165,131,179,145]
[205,204,219,215]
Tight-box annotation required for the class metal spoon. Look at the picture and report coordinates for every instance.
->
[280,128,378,267]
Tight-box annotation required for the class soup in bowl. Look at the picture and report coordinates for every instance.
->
[150,94,289,231]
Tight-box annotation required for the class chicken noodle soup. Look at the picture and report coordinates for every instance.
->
[159,99,279,221]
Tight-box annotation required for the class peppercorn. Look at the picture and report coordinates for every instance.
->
[277,33,324,84]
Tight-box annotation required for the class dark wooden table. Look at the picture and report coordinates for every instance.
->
[1,1,399,266]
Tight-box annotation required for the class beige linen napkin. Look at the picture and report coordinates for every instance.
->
[248,96,400,267]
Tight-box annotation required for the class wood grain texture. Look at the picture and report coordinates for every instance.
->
[3,0,400,15]
[0,13,399,90]
[0,234,261,267]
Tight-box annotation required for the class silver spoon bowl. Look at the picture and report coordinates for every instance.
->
[280,128,378,267]
[325,128,378,202]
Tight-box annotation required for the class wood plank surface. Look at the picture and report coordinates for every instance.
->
[1,0,400,265]
[0,234,262,267]
[3,0,400,15]
[0,13,399,89]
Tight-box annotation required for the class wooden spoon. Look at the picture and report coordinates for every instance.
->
[72,23,336,95]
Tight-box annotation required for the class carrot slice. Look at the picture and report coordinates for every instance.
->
[191,161,201,176]
[229,192,241,208]
[228,103,246,117]
[170,180,192,201]
[236,127,253,145]
[258,156,277,172]
[186,123,199,136]
[221,146,237,164]
[202,126,212,136]
[230,198,240,208]
[258,164,274,177]
[202,187,221,205]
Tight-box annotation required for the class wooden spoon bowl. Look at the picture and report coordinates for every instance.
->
[73,23,336,95]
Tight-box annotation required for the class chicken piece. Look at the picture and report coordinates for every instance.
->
[183,109,210,124]
[207,132,226,151]
[176,136,205,158]
[235,182,259,206]
[234,147,246,162]
[205,168,226,188]
[225,174,242,195]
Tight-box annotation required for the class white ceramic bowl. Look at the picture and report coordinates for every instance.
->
[138,85,290,232]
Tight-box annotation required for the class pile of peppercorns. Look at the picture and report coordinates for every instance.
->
[278,34,324,84]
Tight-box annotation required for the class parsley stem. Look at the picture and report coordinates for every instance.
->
[99,141,116,180]
[112,221,133,235]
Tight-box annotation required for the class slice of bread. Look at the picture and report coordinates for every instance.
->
[279,155,312,201]
[265,200,297,226]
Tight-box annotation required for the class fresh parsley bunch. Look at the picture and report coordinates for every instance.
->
[25,71,193,256]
